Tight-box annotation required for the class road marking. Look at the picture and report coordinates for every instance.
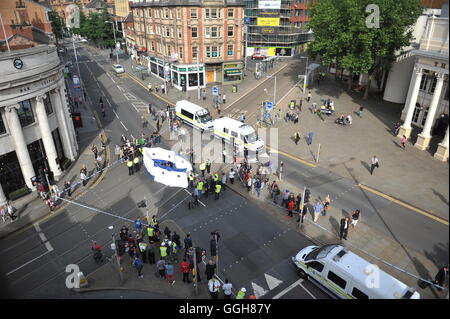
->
[265,273,283,290]
[124,73,175,106]
[358,183,449,226]
[299,282,317,299]
[266,145,317,168]
[34,224,54,252]
[124,92,137,100]
[117,85,125,92]
[272,279,303,299]
[251,282,269,299]
[5,250,53,276]
[183,189,206,207]
[112,109,119,119]
[120,121,128,131]
[276,79,303,107]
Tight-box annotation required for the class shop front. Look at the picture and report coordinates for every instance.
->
[171,64,206,91]
[222,62,244,85]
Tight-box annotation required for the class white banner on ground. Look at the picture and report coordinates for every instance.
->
[143,147,192,188]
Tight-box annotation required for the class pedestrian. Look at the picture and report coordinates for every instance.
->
[148,103,152,114]
[281,189,290,208]
[370,155,379,175]
[433,265,449,291]
[127,157,134,176]
[133,155,140,172]
[80,170,87,186]
[6,202,17,220]
[222,93,226,104]
[157,259,166,279]
[299,204,308,224]
[181,258,191,283]
[64,180,71,197]
[358,106,364,118]
[164,226,172,240]
[246,176,252,192]
[294,132,301,145]
[307,91,311,102]
[351,209,361,228]
[339,217,350,240]
[199,161,206,177]
[156,118,160,132]
[206,159,211,175]
[229,169,235,184]
[92,144,98,159]
[101,105,106,118]
[208,277,221,299]
[215,183,222,200]
[160,242,168,260]
[313,200,323,223]
[254,178,261,198]
[138,241,148,263]
[115,145,121,161]
[307,132,313,146]
[222,279,233,299]
[184,233,193,256]
[205,260,216,281]
[134,216,142,234]
[287,200,295,217]
[236,287,246,299]
[293,113,299,124]
[134,256,144,278]
[323,195,331,216]
[222,149,227,163]
[165,262,175,285]
[401,135,407,150]
[273,185,281,204]
[147,241,156,264]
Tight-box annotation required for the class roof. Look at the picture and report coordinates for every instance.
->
[324,246,413,299]
[85,0,113,9]
[176,100,208,112]
[214,116,254,131]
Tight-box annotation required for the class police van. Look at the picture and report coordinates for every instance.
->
[175,100,214,131]
[213,117,265,153]
[292,244,420,299]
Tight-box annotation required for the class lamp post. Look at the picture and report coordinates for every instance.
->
[105,21,119,64]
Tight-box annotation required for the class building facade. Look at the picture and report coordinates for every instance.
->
[383,4,449,161]
[244,0,316,58]
[0,45,78,206]
[129,0,245,90]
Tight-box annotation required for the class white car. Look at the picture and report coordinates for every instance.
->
[112,64,125,74]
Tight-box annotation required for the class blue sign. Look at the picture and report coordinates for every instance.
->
[212,86,219,95]
[265,101,273,110]
[245,17,251,24]
[264,112,270,120]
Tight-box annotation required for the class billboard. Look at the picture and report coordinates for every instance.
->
[258,0,281,9]
[257,17,280,26]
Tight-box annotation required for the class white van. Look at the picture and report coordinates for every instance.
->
[213,117,264,152]
[175,100,214,131]
[292,244,420,299]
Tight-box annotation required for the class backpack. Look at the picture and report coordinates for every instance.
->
[276,188,281,195]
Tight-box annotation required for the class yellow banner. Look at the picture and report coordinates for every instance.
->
[257,17,280,26]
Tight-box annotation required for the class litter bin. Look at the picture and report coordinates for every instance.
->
[232,85,238,93]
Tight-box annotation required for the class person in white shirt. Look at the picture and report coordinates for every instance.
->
[222,279,233,299]
[208,277,221,299]
[229,169,235,184]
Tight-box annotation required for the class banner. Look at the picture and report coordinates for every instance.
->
[258,0,281,9]
[257,17,280,26]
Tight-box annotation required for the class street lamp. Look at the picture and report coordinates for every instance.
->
[299,56,308,93]
[105,21,119,64]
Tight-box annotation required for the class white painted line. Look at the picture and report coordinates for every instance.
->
[272,279,303,299]
[183,189,206,207]
[265,273,283,290]
[299,282,317,299]
[34,224,54,252]
[5,250,52,276]
[120,121,128,131]
[112,109,120,119]
[117,85,125,92]
[252,282,269,299]
[106,98,112,107]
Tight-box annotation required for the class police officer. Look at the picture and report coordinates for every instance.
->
[133,155,140,172]
[151,215,159,230]
[148,82,152,92]
[206,160,211,175]
[159,242,168,260]
[147,226,155,242]
[127,157,134,175]
[196,180,204,198]
[139,241,148,263]
[215,183,222,200]
[188,172,195,188]
[199,161,206,177]
[236,288,246,299]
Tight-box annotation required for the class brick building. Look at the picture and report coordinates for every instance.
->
[129,0,245,90]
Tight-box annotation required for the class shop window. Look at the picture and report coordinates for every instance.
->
[173,71,179,85]
[178,27,182,39]
[0,112,6,135]
[17,99,35,127]
[211,27,218,38]
[228,8,234,18]
[228,26,234,37]
[191,27,198,38]
[44,92,53,115]
[190,8,198,19]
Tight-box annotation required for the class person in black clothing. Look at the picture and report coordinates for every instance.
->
[172,231,181,248]
[339,217,350,240]
[147,241,156,264]
[184,233,193,256]
[64,180,72,197]
[433,265,449,290]
[164,226,171,240]
[205,260,216,281]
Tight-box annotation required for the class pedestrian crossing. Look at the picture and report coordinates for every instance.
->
[132,101,149,111]
[225,109,247,119]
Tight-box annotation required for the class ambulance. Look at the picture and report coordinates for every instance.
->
[292,244,420,299]
[212,116,265,153]
[175,100,214,131]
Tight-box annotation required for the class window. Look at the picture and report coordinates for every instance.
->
[420,73,429,91]
[211,27,218,38]
[212,46,218,57]
[147,9,152,18]
[206,46,211,57]
[156,25,160,35]
[205,27,210,38]
[177,8,181,19]
[17,99,35,127]
[0,112,6,135]
[179,47,183,59]
[155,8,159,18]
[43,92,53,115]
[306,261,324,272]
[165,8,169,19]
[228,25,234,37]
[228,8,234,18]
[190,8,198,19]
[178,27,182,39]
[429,75,437,94]
[351,287,369,299]
[327,271,347,290]
[191,26,198,38]
[205,8,218,19]
[151,41,155,51]
[205,8,210,18]
[231,131,238,138]
[192,46,198,59]
[181,109,194,120]
[223,128,229,134]
[147,25,152,34]
[227,44,233,56]
[165,27,170,37]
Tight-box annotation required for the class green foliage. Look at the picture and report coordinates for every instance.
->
[73,9,115,48]
[309,0,423,78]
[49,11,64,42]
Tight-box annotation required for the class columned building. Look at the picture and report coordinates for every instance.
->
[0,45,78,206]
[383,6,449,161]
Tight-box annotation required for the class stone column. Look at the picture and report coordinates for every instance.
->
[434,125,449,162]
[4,104,36,190]
[398,66,423,139]
[58,83,79,152]
[415,73,445,150]
[35,94,62,180]
[52,87,76,161]
[0,182,7,207]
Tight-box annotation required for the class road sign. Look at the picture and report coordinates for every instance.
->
[264,112,270,119]
[212,86,219,95]
[265,101,273,110]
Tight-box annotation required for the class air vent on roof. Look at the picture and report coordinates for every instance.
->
[332,249,347,262]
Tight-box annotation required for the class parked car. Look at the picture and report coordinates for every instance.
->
[251,53,267,60]
[112,64,125,74]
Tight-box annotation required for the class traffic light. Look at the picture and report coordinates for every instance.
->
[304,189,311,204]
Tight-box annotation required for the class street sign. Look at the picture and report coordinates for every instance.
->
[245,17,251,24]
[265,101,273,110]
[212,86,219,95]
[264,112,270,119]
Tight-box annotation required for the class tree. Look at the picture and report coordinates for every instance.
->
[49,11,64,45]
[308,0,423,98]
